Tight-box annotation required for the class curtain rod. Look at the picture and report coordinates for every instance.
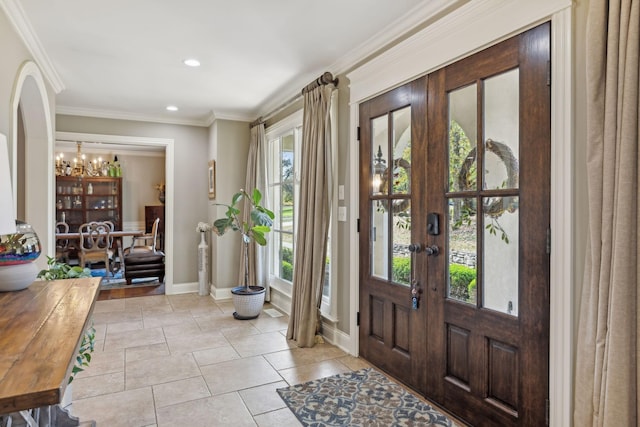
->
[250,71,338,128]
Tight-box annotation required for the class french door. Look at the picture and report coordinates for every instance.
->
[359,23,551,426]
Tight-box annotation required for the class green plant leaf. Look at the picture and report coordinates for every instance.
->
[213,218,233,235]
[253,232,267,246]
[251,210,273,227]
[231,191,244,206]
[252,188,262,205]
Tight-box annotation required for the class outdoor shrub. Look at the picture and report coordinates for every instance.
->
[282,261,293,281]
[449,263,476,300]
[392,256,411,284]
[282,247,293,264]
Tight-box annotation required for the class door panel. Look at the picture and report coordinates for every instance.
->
[359,23,550,426]
[426,23,550,426]
[359,79,427,394]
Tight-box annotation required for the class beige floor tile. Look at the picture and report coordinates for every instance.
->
[161,318,203,338]
[92,308,142,326]
[220,322,262,338]
[155,393,255,427]
[214,300,236,314]
[194,311,243,330]
[201,356,283,395]
[254,408,302,427]
[125,295,170,310]
[126,342,170,363]
[107,320,144,334]
[93,299,125,313]
[337,355,372,371]
[72,387,156,427]
[168,294,217,312]
[152,376,211,408]
[227,331,296,357]
[165,330,229,354]
[73,371,124,399]
[278,358,351,385]
[75,348,124,379]
[193,345,241,366]
[141,304,174,314]
[142,311,194,329]
[104,327,165,351]
[238,381,289,415]
[126,353,201,389]
[92,323,107,352]
[249,315,290,333]
[264,343,346,370]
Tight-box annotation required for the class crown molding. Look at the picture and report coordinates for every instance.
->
[208,111,254,125]
[56,105,214,127]
[330,0,466,76]
[0,0,64,93]
[254,0,465,119]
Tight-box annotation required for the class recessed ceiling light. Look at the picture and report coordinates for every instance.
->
[183,58,201,67]
[166,105,178,112]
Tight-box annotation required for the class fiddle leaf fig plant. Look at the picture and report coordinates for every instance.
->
[213,189,274,290]
[213,189,274,246]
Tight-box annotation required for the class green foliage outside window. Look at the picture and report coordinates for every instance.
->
[392,256,411,284]
[449,263,476,302]
[282,247,293,281]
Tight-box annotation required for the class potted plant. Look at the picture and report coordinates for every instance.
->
[213,188,274,320]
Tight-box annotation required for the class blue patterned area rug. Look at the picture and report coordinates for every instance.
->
[277,368,453,426]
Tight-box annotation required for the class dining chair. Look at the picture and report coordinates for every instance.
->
[123,217,165,285]
[55,222,70,263]
[78,221,113,273]
[125,217,160,255]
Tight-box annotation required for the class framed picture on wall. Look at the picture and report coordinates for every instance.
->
[208,160,216,200]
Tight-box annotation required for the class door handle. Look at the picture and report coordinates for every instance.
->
[424,245,439,256]
[409,243,439,256]
[408,243,422,253]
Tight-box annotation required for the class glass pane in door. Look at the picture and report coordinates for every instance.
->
[448,84,477,192]
[483,196,519,315]
[392,204,411,286]
[371,116,389,195]
[447,197,477,304]
[483,69,520,190]
[371,200,389,280]
[392,106,411,195]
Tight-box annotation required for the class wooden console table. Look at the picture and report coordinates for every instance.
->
[0,277,100,425]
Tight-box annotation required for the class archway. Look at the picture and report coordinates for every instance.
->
[10,61,54,269]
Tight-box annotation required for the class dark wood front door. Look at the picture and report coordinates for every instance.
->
[358,77,428,394]
[359,23,550,426]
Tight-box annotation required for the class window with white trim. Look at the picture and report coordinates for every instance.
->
[266,94,338,320]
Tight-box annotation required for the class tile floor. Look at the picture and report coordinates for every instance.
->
[70,294,372,427]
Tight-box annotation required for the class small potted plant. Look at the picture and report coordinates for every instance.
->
[213,188,274,319]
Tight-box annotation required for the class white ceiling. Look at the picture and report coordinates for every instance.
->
[11,0,440,126]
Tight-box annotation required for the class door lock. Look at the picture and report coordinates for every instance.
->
[424,245,439,256]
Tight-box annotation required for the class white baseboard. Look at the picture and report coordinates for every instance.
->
[321,321,356,356]
[169,282,198,295]
[268,286,291,315]
[210,285,232,301]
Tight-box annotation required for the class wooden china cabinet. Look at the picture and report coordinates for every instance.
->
[55,176,122,232]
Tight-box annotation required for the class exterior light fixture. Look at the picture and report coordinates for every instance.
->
[372,145,386,194]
